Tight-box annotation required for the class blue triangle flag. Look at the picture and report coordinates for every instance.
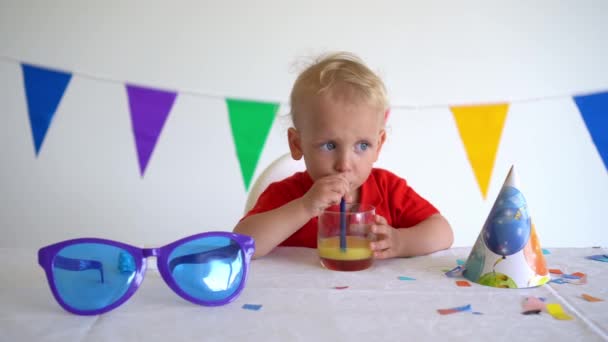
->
[21,63,72,156]
[574,91,608,170]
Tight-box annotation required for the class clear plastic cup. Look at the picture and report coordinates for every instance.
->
[317,204,375,271]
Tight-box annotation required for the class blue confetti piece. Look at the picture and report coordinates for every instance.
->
[242,304,262,311]
[542,248,550,255]
[472,311,484,315]
[118,251,136,273]
[398,276,416,281]
[444,265,465,278]
[549,278,567,284]
[456,259,465,266]
[587,254,608,263]
[458,304,472,312]
[437,304,472,315]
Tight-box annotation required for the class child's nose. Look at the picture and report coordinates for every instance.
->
[334,151,352,172]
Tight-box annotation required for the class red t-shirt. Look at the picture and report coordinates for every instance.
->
[243,168,439,248]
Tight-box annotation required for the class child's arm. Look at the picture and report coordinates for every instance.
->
[233,198,312,258]
[370,213,453,258]
[234,174,350,258]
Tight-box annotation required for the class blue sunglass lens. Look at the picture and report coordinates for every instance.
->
[168,236,244,303]
[52,243,136,312]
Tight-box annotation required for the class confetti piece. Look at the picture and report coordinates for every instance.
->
[587,254,608,262]
[456,280,471,287]
[333,286,349,290]
[546,303,573,320]
[551,272,588,285]
[456,259,465,266]
[572,273,588,285]
[549,269,563,275]
[437,304,471,315]
[444,265,464,278]
[471,311,483,315]
[242,304,262,311]
[522,297,546,313]
[562,274,581,280]
[398,276,416,281]
[542,248,551,255]
[581,294,603,302]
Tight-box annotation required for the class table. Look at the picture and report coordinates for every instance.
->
[1,247,606,341]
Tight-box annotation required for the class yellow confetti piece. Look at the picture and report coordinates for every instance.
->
[546,303,573,320]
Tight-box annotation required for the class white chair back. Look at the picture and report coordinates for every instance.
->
[244,153,306,213]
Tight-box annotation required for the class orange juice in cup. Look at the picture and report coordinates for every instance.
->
[317,204,375,271]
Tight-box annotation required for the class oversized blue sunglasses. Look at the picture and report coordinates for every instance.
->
[38,232,255,315]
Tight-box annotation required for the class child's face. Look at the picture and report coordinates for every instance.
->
[289,92,386,195]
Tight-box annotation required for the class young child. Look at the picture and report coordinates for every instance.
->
[234,52,453,259]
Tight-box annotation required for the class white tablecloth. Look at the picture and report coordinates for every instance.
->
[1,247,606,341]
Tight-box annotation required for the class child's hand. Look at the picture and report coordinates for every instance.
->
[369,215,402,259]
[301,174,350,217]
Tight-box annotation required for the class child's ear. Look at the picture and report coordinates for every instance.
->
[288,127,303,160]
[374,129,387,161]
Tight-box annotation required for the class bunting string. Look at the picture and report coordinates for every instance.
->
[2,55,605,109]
[0,55,285,106]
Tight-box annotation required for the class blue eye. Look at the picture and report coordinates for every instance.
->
[356,142,370,152]
[321,142,336,151]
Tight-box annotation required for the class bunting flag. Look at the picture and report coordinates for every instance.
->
[21,63,72,156]
[451,104,509,199]
[6,57,608,191]
[573,91,608,170]
[126,84,177,177]
[226,98,279,191]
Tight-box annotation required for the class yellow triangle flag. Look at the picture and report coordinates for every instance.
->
[451,104,509,199]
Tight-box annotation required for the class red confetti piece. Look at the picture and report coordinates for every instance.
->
[456,280,471,287]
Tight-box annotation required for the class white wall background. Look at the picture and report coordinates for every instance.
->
[1,0,607,249]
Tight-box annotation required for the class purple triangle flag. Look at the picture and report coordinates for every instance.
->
[574,91,608,170]
[21,63,72,156]
[126,84,177,177]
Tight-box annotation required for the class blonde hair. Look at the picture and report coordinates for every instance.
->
[289,52,389,127]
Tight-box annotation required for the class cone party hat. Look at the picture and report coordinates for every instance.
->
[463,165,549,288]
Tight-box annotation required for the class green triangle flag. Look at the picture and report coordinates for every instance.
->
[226,98,278,191]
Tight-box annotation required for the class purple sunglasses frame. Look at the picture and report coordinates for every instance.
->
[38,231,255,315]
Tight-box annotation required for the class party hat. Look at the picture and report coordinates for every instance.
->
[463,165,549,288]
